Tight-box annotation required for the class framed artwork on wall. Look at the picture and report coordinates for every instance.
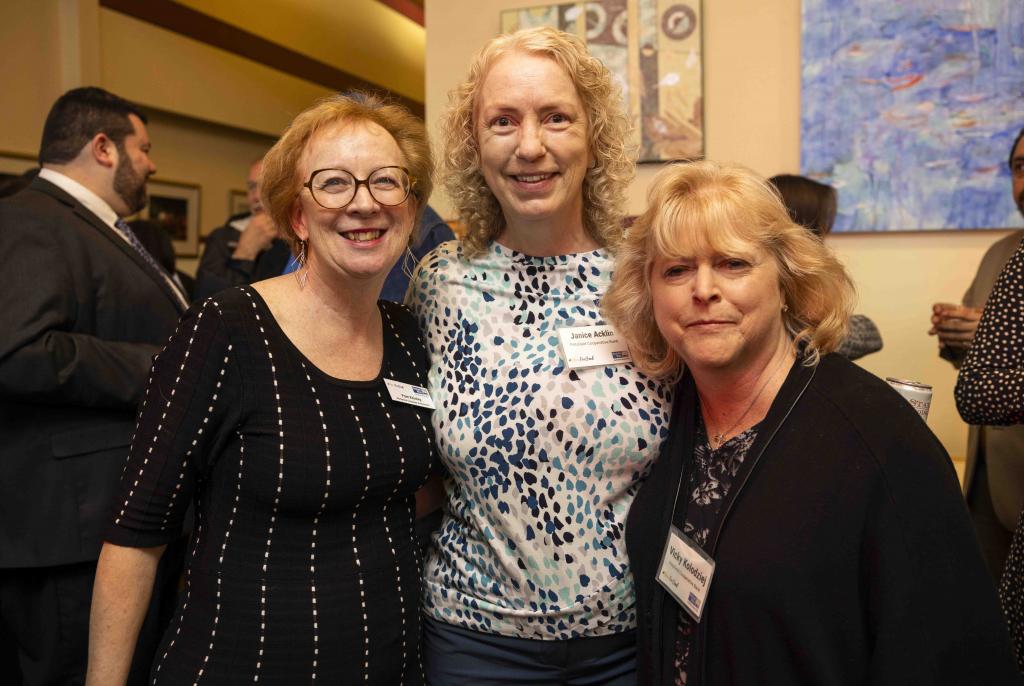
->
[500,0,704,162]
[0,151,38,190]
[145,179,201,257]
[801,0,1024,232]
[228,189,249,217]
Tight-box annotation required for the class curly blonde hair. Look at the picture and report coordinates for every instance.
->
[261,92,433,255]
[604,161,855,381]
[441,26,634,256]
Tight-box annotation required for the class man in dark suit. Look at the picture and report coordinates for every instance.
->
[0,87,187,685]
[193,158,290,300]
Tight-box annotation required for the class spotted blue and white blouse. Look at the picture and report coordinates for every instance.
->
[408,240,672,639]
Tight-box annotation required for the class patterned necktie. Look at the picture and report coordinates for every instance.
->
[115,219,189,309]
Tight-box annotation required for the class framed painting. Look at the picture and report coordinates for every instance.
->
[145,179,201,257]
[0,151,38,193]
[801,0,1024,232]
[228,189,249,217]
[500,0,704,162]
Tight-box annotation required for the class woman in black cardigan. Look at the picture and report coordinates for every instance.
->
[603,161,1019,685]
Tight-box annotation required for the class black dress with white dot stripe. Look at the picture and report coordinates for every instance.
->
[106,286,436,685]
[956,237,1024,426]
[956,237,1024,670]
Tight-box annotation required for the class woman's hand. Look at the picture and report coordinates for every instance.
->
[85,542,166,686]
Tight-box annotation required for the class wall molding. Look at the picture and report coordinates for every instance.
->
[99,0,424,116]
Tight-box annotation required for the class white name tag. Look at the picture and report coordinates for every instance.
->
[383,378,436,409]
[656,525,716,622]
[557,325,632,369]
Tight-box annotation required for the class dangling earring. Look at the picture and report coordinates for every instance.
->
[781,302,789,313]
[295,239,309,289]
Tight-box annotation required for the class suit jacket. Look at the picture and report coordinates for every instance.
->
[192,214,290,301]
[947,230,1024,531]
[0,177,185,568]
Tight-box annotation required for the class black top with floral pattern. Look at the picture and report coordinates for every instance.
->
[673,414,760,686]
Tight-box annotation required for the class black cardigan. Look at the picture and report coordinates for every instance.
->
[627,354,1021,685]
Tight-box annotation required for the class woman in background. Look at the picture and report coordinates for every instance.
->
[768,173,882,360]
[407,26,671,684]
[607,161,1017,685]
[87,93,438,685]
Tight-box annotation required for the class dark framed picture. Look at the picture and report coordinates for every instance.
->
[0,151,38,194]
[228,189,250,217]
[146,179,200,257]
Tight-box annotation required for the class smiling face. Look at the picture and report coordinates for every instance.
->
[292,120,415,283]
[650,237,788,377]
[475,51,591,238]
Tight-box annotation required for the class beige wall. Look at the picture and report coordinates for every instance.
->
[0,0,422,274]
[144,112,276,274]
[425,0,1024,458]
[99,9,334,138]
[174,0,425,102]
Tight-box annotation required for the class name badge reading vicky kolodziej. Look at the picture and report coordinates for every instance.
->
[383,378,436,410]
[557,325,632,369]
[657,525,716,622]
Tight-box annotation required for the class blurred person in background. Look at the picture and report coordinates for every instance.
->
[768,173,882,360]
[193,157,290,300]
[955,127,1024,670]
[0,86,186,686]
[935,128,1024,583]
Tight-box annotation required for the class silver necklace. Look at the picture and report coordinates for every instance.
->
[701,351,791,450]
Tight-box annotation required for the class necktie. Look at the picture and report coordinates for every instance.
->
[115,219,189,309]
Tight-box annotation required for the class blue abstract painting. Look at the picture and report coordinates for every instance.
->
[801,0,1024,231]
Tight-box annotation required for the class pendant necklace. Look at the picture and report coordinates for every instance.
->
[702,350,791,450]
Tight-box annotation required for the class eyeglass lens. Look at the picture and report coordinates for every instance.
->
[309,167,411,208]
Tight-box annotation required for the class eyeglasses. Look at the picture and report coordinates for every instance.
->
[302,166,414,209]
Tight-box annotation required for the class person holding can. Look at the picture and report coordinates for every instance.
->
[603,160,1018,685]
[406,26,671,684]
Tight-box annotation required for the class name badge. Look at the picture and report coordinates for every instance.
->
[656,525,716,622]
[383,378,436,409]
[557,325,632,369]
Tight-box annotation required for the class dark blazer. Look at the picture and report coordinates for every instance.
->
[193,214,291,301]
[0,177,185,568]
[628,353,1020,685]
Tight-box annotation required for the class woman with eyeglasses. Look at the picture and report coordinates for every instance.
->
[86,93,439,685]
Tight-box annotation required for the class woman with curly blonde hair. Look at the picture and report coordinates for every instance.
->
[604,161,1017,685]
[406,26,671,684]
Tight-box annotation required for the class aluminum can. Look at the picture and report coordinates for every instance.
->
[886,377,932,422]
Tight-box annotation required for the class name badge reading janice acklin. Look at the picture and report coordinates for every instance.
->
[557,325,633,369]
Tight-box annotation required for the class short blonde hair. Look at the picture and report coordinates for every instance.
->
[441,26,633,256]
[604,161,855,381]
[261,92,433,254]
